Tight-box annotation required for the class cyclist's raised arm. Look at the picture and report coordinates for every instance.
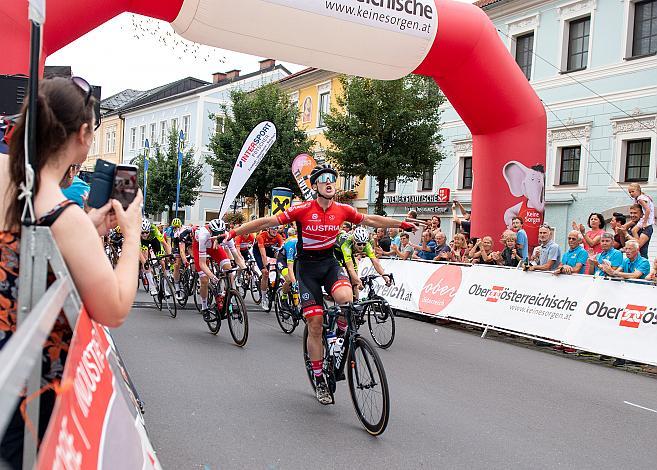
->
[362,214,417,232]
[230,215,279,237]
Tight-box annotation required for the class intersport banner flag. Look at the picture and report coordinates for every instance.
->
[219,121,277,219]
[291,153,317,201]
[358,258,657,365]
[38,309,161,469]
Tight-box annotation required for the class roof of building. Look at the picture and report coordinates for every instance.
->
[473,0,504,8]
[100,89,146,113]
[118,64,291,115]
[278,67,318,82]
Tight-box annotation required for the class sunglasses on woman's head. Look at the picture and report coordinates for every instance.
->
[70,76,101,130]
[316,173,337,184]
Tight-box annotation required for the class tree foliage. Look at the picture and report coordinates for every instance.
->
[207,84,314,215]
[324,75,445,214]
[136,128,203,219]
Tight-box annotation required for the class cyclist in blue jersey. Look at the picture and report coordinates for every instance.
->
[276,228,298,302]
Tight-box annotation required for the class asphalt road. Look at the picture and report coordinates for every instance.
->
[112,290,657,470]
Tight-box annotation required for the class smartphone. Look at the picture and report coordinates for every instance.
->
[111,164,138,210]
[87,159,116,209]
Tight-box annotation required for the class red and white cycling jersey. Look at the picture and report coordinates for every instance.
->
[276,199,364,258]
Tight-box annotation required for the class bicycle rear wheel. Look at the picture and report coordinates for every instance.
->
[274,288,297,334]
[347,336,390,436]
[205,306,220,335]
[226,289,249,346]
[367,301,395,349]
[176,269,189,308]
[141,271,150,292]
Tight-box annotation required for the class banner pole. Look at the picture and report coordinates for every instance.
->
[175,130,184,218]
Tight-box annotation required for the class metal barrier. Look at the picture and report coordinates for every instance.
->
[0,226,81,469]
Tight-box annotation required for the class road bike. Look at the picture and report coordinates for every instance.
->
[147,253,177,318]
[302,301,390,436]
[359,274,396,349]
[262,261,284,313]
[202,267,249,346]
[237,256,262,304]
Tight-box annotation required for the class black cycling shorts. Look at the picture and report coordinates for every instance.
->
[253,246,277,270]
[295,257,351,318]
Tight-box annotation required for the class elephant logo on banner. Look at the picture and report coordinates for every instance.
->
[503,161,545,248]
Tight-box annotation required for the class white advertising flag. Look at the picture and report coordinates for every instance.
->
[219,121,277,219]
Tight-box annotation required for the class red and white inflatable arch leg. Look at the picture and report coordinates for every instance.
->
[1,0,545,245]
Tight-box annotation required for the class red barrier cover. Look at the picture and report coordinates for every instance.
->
[38,308,160,469]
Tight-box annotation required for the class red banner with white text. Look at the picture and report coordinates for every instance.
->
[37,308,160,469]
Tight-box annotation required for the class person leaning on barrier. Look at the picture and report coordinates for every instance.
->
[588,232,623,276]
[391,232,414,260]
[411,230,436,260]
[527,224,561,272]
[469,236,496,265]
[432,231,451,261]
[599,239,651,280]
[495,230,521,267]
[0,77,142,468]
[554,230,589,275]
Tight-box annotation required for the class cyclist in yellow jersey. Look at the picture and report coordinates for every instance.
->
[139,218,172,295]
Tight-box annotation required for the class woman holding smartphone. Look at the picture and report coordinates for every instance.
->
[0,77,142,468]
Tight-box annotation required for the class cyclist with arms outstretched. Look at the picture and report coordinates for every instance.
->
[225,164,415,404]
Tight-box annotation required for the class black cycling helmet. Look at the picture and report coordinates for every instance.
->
[309,164,338,186]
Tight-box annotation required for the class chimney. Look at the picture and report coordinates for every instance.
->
[226,69,241,80]
[259,59,276,70]
[212,72,227,83]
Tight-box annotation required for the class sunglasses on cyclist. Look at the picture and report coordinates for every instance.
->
[70,76,101,131]
[316,173,337,184]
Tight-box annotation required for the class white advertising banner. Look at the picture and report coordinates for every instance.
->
[219,121,276,219]
[564,279,657,365]
[172,0,438,80]
[359,258,657,365]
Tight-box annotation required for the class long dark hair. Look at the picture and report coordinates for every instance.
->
[6,78,95,230]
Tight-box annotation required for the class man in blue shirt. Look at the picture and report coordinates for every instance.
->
[601,239,651,279]
[511,216,529,260]
[527,225,561,272]
[556,230,589,275]
[589,232,623,276]
[412,230,436,260]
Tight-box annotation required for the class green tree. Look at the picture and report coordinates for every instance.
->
[324,75,445,215]
[136,128,203,220]
[207,84,313,216]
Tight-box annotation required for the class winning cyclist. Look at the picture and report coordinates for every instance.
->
[335,226,391,299]
[140,218,172,296]
[192,219,232,322]
[225,164,416,404]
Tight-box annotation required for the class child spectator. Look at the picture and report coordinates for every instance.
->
[511,216,529,260]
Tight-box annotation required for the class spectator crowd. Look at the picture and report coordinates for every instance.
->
[368,187,656,282]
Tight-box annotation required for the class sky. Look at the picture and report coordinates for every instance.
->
[46,1,477,99]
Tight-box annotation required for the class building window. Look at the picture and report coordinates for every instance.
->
[461,157,473,189]
[182,115,191,139]
[171,118,179,132]
[421,167,433,191]
[515,32,534,80]
[624,139,651,182]
[386,179,397,193]
[214,115,225,134]
[89,134,99,156]
[160,120,167,144]
[559,146,581,185]
[205,210,220,222]
[139,125,146,148]
[344,175,356,191]
[632,0,657,57]
[130,127,136,150]
[566,17,590,72]
[318,92,330,127]
[149,123,156,146]
[105,126,116,154]
[212,172,223,189]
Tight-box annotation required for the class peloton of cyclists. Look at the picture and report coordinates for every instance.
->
[225,164,416,404]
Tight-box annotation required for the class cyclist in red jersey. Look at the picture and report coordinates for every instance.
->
[225,164,416,404]
[254,228,285,305]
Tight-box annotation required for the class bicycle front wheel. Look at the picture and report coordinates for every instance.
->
[226,289,249,346]
[275,288,297,334]
[152,271,163,311]
[162,273,177,318]
[250,272,262,304]
[367,301,395,349]
[347,336,390,436]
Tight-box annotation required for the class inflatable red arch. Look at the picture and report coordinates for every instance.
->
[2,0,546,244]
